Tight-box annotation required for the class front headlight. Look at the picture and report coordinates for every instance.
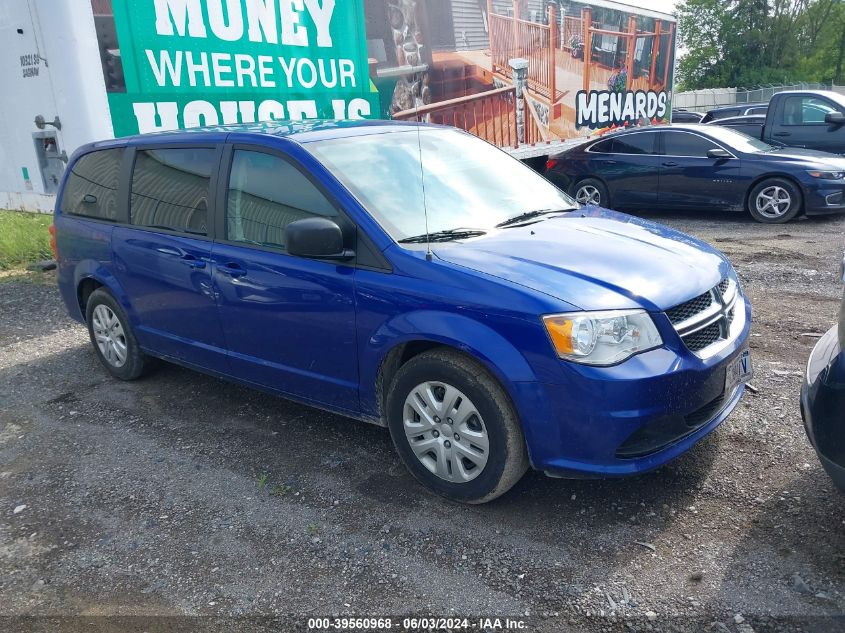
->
[806,169,845,180]
[543,309,663,366]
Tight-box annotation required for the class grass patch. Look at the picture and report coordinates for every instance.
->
[0,209,52,270]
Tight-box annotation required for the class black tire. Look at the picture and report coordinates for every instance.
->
[386,349,529,504]
[747,178,802,223]
[572,177,609,207]
[85,288,149,380]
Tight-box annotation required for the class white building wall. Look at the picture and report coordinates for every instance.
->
[0,0,111,212]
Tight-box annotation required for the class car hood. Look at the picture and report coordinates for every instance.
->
[757,147,845,165]
[433,208,731,312]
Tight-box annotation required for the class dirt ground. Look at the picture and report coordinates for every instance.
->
[1,210,844,633]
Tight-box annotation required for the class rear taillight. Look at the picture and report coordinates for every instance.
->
[49,224,57,260]
[546,158,559,171]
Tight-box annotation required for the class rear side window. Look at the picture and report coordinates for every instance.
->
[612,133,656,155]
[662,132,719,157]
[60,149,124,220]
[130,148,216,235]
[711,109,739,121]
[226,150,336,250]
[589,139,614,153]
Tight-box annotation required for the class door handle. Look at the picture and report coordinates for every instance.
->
[180,254,206,269]
[773,132,791,137]
[662,161,679,167]
[156,246,182,257]
[219,263,247,278]
[599,159,618,165]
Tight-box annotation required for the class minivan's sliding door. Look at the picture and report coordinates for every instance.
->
[112,145,229,372]
[211,146,359,413]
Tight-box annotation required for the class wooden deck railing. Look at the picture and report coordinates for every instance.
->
[579,8,675,93]
[392,86,519,149]
[487,1,557,102]
[561,16,582,51]
[524,94,551,145]
[489,3,675,105]
[489,12,513,79]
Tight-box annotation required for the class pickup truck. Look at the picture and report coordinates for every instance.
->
[707,90,845,154]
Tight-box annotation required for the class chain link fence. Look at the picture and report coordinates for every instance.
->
[674,83,836,112]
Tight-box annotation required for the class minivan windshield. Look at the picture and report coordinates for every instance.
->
[306,128,577,242]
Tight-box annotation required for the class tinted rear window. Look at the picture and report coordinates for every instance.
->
[590,139,614,153]
[130,148,216,235]
[710,109,739,120]
[60,149,124,220]
[612,133,656,154]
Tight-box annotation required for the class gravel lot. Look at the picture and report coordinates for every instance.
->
[1,210,844,632]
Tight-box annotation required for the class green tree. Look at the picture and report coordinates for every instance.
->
[676,0,845,90]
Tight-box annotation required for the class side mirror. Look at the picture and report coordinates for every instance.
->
[707,148,733,159]
[825,112,845,125]
[285,217,354,261]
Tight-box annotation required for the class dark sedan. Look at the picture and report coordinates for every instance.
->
[706,114,765,139]
[545,124,845,223]
[671,109,704,123]
[801,253,845,492]
[700,102,768,123]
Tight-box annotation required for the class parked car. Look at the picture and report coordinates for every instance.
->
[746,90,845,154]
[545,124,845,223]
[700,103,768,124]
[800,252,845,493]
[671,109,704,124]
[54,121,752,503]
[706,114,766,138]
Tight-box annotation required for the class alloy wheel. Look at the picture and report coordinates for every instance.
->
[754,185,792,220]
[576,184,601,205]
[403,381,489,483]
[91,304,128,367]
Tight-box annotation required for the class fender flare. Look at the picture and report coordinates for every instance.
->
[72,260,137,325]
[359,310,539,420]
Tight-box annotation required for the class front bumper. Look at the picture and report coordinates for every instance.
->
[800,324,845,492]
[516,295,752,477]
[803,183,845,215]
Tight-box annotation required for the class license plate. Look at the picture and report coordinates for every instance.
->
[726,349,753,392]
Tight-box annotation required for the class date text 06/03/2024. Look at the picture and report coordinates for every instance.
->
[306,617,528,630]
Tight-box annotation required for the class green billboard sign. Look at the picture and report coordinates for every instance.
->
[102,0,378,136]
[92,1,676,145]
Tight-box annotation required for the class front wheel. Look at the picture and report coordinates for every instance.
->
[572,178,609,207]
[747,178,802,223]
[386,349,529,503]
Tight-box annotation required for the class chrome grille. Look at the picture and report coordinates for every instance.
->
[666,278,741,358]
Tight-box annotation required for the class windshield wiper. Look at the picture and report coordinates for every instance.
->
[495,207,576,228]
[398,228,487,244]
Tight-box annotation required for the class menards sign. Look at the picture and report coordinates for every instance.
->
[107,0,377,135]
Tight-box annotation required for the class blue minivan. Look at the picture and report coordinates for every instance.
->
[54,121,752,503]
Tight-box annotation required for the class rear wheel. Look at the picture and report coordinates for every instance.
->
[386,349,529,503]
[747,178,802,223]
[572,178,609,207]
[85,289,150,380]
